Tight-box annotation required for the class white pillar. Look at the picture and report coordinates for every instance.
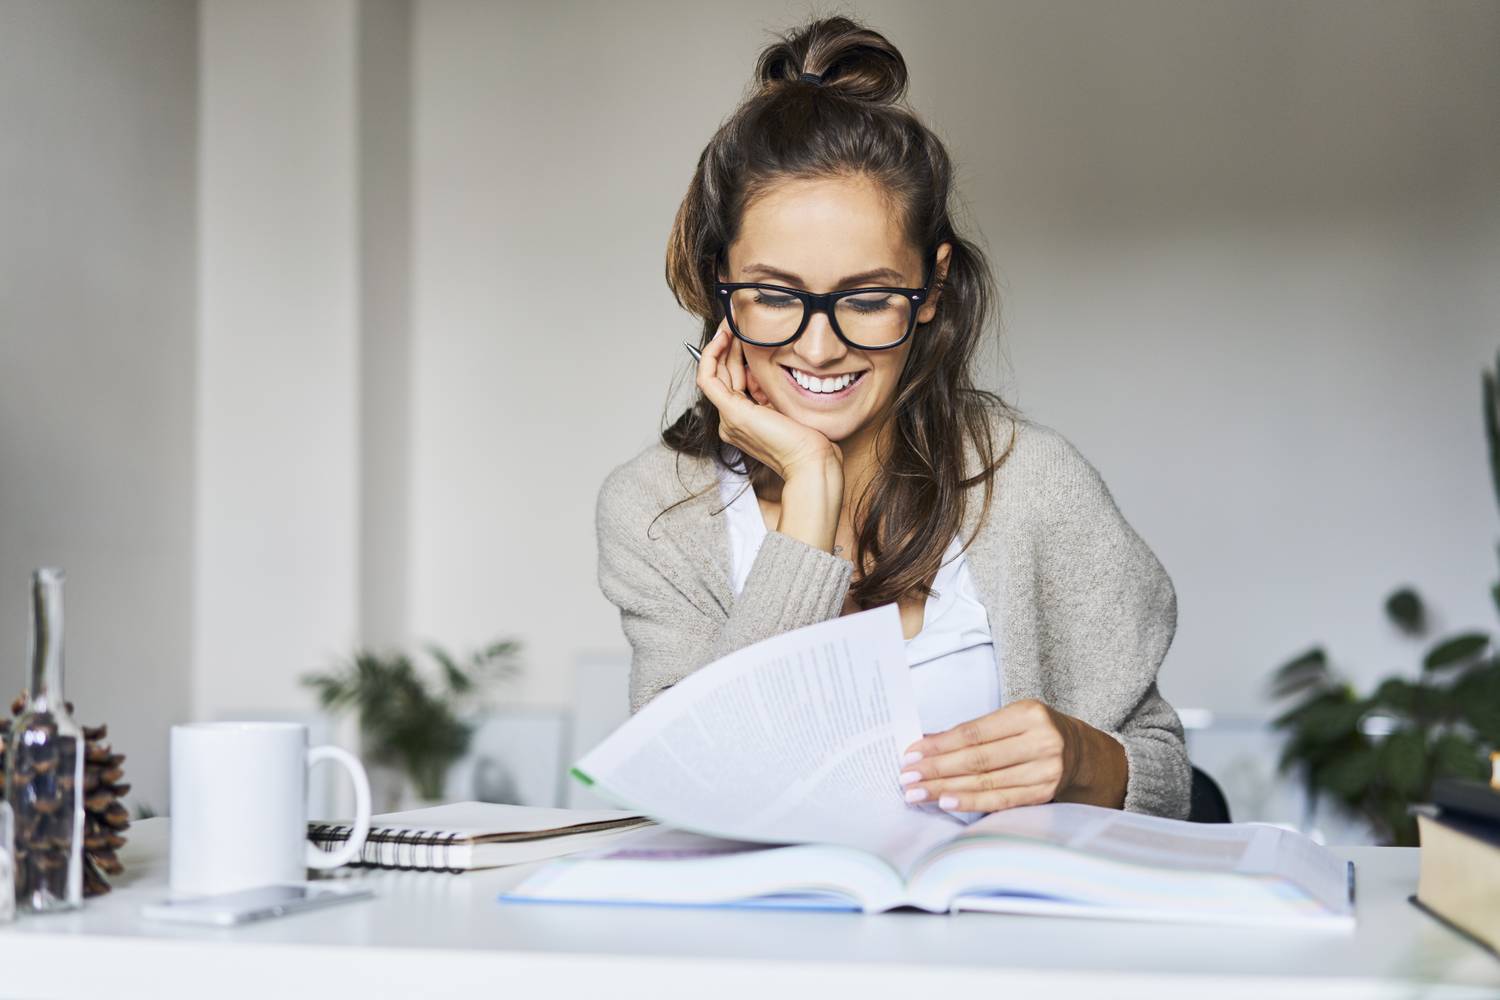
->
[195,0,361,721]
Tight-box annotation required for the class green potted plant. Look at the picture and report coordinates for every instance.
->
[302,638,522,812]
[1270,353,1500,845]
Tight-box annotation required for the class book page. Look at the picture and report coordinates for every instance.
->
[574,603,961,872]
[506,825,909,911]
[947,802,1352,914]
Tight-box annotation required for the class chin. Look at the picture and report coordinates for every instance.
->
[772,400,864,442]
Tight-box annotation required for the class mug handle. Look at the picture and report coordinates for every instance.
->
[304,745,373,870]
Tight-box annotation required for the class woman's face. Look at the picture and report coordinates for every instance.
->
[720,175,950,447]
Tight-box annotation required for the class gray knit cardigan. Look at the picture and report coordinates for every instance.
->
[594,407,1191,819]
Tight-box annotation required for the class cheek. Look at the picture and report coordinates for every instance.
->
[746,357,782,402]
[864,356,907,401]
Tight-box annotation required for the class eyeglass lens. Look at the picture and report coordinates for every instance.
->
[726,288,914,348]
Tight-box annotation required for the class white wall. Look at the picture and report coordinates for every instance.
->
[949,1,1500,714]
[0,0,198,812]
[194,0,362,723]
[410,0,1500,719]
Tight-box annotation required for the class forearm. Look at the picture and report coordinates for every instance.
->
[774,457,843,553]
[1054,717,1129,809]
[606,513,853,714]
[598,452,853,717]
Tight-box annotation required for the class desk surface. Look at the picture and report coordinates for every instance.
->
[0,819,1495,999]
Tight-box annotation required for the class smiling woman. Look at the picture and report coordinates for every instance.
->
[595,15,1191,820]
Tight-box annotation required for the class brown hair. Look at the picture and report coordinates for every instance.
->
[657,14,1019,609]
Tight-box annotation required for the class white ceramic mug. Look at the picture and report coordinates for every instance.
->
[169,721,372,898]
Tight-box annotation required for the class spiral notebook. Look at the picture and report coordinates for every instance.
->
[307,802,653,873]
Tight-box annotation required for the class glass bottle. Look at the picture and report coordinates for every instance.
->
[0,799,15,922]
[5,568,84,911]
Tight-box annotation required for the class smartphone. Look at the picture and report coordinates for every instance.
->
[141,882,374,926]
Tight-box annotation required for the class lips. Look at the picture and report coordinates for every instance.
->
[780,364,868,402]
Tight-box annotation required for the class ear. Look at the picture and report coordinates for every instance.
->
[915,241,953,325]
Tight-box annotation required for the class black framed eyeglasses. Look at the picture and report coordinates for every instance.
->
[714,249,938,351]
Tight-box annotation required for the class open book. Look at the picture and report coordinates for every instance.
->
[506,604,1354,927]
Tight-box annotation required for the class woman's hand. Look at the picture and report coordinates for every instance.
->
[897,699,1129,813]
[695,320,842,482]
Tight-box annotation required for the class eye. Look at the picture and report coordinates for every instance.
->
[844,293,895,314]
[752,290,799,309]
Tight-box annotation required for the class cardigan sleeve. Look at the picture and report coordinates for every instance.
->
[596,463,855,714]
[1033,430,1192,820]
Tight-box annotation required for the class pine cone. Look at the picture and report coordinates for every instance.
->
[0,693,130,897]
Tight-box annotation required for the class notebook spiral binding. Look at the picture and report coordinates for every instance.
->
[308,823,466,874]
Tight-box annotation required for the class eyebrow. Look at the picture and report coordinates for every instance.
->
[739,262,908,288]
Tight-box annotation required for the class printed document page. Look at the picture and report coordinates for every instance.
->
[574,603,962,871]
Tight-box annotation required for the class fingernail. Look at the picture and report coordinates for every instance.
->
[904,787,928,803]
[938,795,959,810]
[898,770,921,786]
[901,751,922,765]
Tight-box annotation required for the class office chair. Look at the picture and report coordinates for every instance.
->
[1187,765,1231,823]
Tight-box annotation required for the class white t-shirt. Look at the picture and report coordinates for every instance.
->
[717,463,1005,745]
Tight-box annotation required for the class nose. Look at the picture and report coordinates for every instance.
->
[791,308,848,370]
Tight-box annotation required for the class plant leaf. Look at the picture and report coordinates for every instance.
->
[1449,661,1500,742]
[303,636,524,801]
[1375,793,1420,847]
[1423,633,1490,671]
[1276,691,1366,744]
[1384,588,1426,636]
[425,642,473,696]
[1430,730,1488,781]
[1269,647,1331,700]
[1378,728,1427,797]
[477,638,522,663]
[1313,744,1379,801]
[1369,677,1422,716]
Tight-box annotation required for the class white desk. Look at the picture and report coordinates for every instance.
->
[0,819,1495,999]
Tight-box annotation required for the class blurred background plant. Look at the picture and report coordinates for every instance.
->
[1270,352,1500,846]
[302,638,522,810]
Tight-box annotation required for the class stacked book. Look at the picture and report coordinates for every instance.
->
[1413,760,1500,956]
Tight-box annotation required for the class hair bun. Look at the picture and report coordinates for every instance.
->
[753,15,908,106]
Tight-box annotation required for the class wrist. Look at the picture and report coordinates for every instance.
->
[1055,718,1128,809]
[776,462,843,554]
[782,449,843,489]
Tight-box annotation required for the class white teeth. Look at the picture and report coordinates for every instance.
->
[790,368,859,393]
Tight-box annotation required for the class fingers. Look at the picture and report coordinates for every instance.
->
[901,730,1052,781]
[927,784,1057,814]
[903,700,1048,762]
[728,332,747,396]
[695,325,742,412]
[709,321,734,393]
[899,757,1062,807]
[895,700,1074,815]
